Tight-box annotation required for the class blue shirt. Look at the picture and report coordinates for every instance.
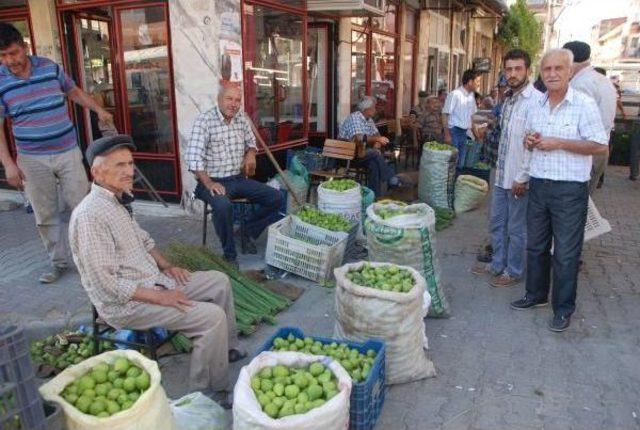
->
[0,56,78,155]
[338,111,380,141]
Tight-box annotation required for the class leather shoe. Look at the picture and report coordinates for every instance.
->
[510,296,548,310]
[548,314,571,332]
[228,348,247,363]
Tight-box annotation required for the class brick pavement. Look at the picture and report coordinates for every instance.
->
[1,166,639,429]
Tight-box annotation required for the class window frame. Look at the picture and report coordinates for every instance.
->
[351,1,401,124]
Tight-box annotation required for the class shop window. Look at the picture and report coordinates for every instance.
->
[437,50,449,91]
[243,3,305,146]
[308,25,330,134]
[350,3,399,121]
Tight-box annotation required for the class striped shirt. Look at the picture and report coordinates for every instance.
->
[524,87,608,182]
[495,83,543,188]
[69,183,176,328]
[0,56,77,155]
[186,106,257,179]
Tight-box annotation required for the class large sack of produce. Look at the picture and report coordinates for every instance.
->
[171,392,230,430]
[233,351,352,430]
[334,262,436,385]
[418,142,458,210]
[317,179,362,228]
[364,202,450,318]
[39,350,176,430]
[454,175,489,214]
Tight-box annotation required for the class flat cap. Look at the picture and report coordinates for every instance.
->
[563,41,591,63]
[418,90,429,98]
[86,134,136,166]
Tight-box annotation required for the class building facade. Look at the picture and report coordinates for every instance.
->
[0,0,506,208]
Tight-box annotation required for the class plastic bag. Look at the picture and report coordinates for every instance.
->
[39,350,176,430]
[334,262,436,385]
[418,144,458,210]
[454,175,489,214]
[171,392,230,430]
[233,351,352,430]
[364,202,449,318]
[317,181,362,234]
[275,156,309,215]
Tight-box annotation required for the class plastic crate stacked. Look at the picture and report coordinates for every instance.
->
[266,216,349,285]
[259,327,386,430]
[0,325,46,430]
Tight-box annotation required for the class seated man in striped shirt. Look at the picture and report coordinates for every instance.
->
[0,23,113,284]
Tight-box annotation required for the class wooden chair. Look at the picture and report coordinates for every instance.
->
[306,139,357,202]
[92,306,176,360]
[202,198,251,254]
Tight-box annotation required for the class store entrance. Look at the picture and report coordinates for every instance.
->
[59,2,181,202]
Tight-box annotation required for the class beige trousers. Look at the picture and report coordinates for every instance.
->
[17,147,89,268]
[119,271,239,392]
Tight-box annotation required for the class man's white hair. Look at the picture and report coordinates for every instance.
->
[92,154,106,167]
[541,48,574,69]
[357,96,377,112]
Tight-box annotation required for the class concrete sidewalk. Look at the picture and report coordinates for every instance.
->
[1,166,639,429]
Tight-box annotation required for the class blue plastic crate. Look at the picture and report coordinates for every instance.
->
[258,327,386,430]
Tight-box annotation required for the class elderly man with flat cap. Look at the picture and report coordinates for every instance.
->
[69,135,245,405]
[563,41,617,193]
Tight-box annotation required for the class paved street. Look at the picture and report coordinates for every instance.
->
[1,166,639,429]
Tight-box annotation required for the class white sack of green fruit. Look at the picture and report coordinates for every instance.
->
[233,351,352,430]
[39,350,176,430]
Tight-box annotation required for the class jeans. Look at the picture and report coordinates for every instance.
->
[357,148,394,197]
[525,178,588,317]
[631,123,640,179]
[489,186,528,278]
[16,147,89,268]
[195,175,283,260]
[449,126,468,169]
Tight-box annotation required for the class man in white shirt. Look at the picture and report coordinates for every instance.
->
[442,69,481,168]
[472,49,542,288]
[563,41,617,194]
[510,49,609,332]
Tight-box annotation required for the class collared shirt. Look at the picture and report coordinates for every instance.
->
[524,87,609,182]
[186,106,257,179]
[442,86,477,129]
[0,56,77,155]
[69,183,175,328]
[570,66,617,134]
[495,83,543,188]
[337,111,380,141]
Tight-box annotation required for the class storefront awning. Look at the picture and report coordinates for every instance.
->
[307,0,385,17]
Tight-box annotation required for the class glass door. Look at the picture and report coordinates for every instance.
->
[307,23,331,138]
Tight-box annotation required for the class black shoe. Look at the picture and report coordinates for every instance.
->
[228,348,247,363]
[548,314,571,332]
[476,244,493,263]
[630,176,638,181]
[510,296,548,310]
[241,235,258,255]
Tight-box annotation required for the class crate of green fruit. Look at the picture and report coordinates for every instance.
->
[266,216,348,285]
[259,327,386,430]
[291,206,359,258]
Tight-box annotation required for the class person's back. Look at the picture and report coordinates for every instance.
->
[570,66,616,134]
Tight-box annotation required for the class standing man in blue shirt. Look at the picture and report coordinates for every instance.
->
[0,23,113,283]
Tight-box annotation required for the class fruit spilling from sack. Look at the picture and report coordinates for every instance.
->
[345,263,415,293]
[59,358,150,417]
[321,179,359,192]
[296,206,353,232]
[251,363,339,419]
[424,141,453,151]
[374,204,424,220]
[270,334,377,383]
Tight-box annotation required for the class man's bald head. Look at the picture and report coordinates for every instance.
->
[217,86,242,120]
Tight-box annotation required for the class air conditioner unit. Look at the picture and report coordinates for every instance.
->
[307,0,386,17]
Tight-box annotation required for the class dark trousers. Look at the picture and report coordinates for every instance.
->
[631,123,640,179]
[449,126,468,169]
[525,178,589,317]
[357,148,394,197]
[195,175,283,259]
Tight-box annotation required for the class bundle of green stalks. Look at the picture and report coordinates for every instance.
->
[165,243,291,335]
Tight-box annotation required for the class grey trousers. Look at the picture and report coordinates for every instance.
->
[118,271,238,392]
[16,147,89,268]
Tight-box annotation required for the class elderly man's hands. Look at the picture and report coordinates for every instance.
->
[156,289,194,312]
[162,266,191,285]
